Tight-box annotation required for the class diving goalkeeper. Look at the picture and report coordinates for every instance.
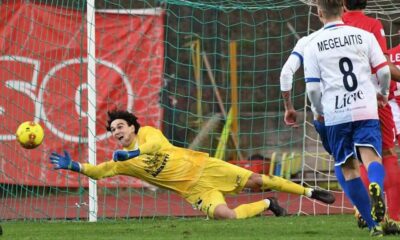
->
[49,109,335,219]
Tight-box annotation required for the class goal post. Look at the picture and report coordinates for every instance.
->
[0,0,165,220]
[87,0,97,223]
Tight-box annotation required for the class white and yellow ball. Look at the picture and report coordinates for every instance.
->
[16,121,44,149]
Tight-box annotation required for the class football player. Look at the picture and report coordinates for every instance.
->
[50,109,335,220]
[343,0,400,223]
[304,0,389,236]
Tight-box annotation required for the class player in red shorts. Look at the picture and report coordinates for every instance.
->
[343,0,400,224]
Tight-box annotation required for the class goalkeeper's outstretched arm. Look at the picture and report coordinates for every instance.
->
[50,150,119,180]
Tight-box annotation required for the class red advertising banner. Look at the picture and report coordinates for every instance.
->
[0,2,164,187]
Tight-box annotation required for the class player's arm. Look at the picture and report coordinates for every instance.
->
[280,54,302,92]
[369,33,391,107]
[376,66,391,107]
[138,127,164,154]
[80,161,119,180]
[281,90,299,127]
[280,41,304,127]
[50,150,120,180]
[303,45,323,117]
[306,81,323,116]
[386,57,400,82]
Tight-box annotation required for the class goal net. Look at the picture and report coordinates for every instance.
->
[0,0,399,220]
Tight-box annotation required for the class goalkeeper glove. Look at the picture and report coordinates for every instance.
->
[50,150,81,172]
[312,119,332,155]
[112,149,140,161]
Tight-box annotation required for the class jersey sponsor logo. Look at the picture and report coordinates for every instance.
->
[143,153,170,177]
[236,175,242,187]
[317,34,362,52]
[335,90,365,110]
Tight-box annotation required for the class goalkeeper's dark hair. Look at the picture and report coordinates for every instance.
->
[106,109,140,134]
[317,0,344,18]
[344,0,367,10]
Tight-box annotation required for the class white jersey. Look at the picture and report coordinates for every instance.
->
[304,21,387,126]
[279,29,322,91]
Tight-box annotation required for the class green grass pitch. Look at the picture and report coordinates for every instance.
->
[1,214,399,239]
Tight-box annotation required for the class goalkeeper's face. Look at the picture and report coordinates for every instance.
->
[110,119,136,147]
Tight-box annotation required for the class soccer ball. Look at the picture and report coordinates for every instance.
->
[15,121,44,149]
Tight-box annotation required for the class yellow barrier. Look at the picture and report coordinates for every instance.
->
[268,152,303,179]
[214,108,233,160]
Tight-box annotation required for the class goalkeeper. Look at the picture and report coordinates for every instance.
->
[50,109,335,220]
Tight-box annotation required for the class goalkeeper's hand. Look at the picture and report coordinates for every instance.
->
[50,150,81,172]
[112,149,140,162]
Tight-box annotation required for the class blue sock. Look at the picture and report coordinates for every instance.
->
[367,162,385,190]
[334,166,354,205]
[345,178,377,229]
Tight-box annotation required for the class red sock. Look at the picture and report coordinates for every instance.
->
[359,164,369,190]
[383,155,400,221]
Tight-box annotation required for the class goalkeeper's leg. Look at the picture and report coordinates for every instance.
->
[245,173,335,204]
[213,197,286,219]
[193,189,286,219]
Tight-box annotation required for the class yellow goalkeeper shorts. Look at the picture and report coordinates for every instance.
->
[184,157,253,218]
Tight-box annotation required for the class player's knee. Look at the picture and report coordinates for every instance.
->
[245,173,262,189]
[214,211,236,220]
[213,205,236,220]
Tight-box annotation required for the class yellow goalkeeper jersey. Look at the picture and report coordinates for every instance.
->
[81,126,209,195]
